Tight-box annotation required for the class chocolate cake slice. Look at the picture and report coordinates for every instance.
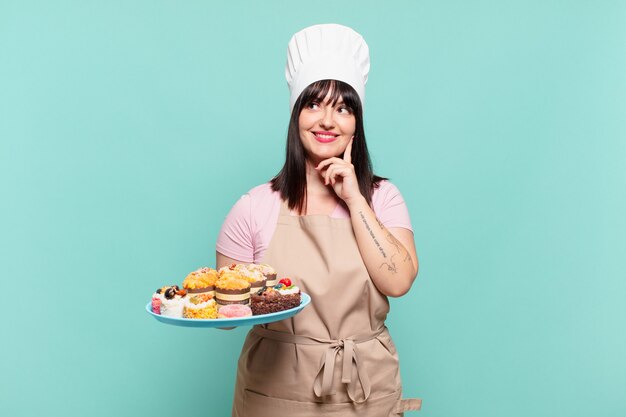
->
[250,287,301,315]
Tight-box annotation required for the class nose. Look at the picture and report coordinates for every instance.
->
[318,107,335,129]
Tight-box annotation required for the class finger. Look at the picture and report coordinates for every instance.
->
[316,157,344,171]
[343,138,354,164]
[329,166,351,186]
[324,164,337,185]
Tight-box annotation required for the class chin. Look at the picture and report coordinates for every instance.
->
[310,149,339,161]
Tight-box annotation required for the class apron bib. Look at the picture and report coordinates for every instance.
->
[232,201,421,416]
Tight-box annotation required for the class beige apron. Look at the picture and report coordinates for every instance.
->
[232,200,421,417]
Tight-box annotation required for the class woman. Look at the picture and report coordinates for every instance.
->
[217,24,421,416]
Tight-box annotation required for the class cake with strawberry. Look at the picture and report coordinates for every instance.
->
[250,278,301,315]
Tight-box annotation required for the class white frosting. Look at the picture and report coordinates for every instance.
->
[278,286,300,296]
[242,268,264,282]
[252,263,276,275]
[160,297,185,317]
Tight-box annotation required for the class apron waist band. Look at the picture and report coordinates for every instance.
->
[252,326,386,403]
[252,326,385,345]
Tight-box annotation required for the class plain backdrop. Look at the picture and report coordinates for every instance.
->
[1,1,625,416]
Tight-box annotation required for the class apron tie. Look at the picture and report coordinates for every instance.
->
[252,326,385,403]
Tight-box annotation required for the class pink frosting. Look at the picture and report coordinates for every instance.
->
[151,296,162,315]
[218,304,252,318]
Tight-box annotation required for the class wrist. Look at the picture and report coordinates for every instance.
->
[344,194,368,211]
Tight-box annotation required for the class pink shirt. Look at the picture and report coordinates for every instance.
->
[216,181,413,263]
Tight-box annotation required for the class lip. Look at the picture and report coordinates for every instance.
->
[312,131,339,143]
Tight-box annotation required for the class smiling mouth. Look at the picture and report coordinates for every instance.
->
[313,132,339,142]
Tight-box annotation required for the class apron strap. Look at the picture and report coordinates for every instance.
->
[252,326,384,403]
[278,198,292,216]
[395,398,422,413]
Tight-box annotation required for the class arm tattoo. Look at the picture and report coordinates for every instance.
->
[362,212,413,275]
[359,211,386,258]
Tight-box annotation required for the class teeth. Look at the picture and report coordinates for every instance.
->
[316,134,336,139]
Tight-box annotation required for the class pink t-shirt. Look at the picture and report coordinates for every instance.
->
[216,181,413,263]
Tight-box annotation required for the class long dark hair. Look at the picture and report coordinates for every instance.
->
[271,79,385,214]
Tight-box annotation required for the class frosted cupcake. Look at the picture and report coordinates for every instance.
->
[218,264,243,281]
[183,267,218,298]
[254,264,278,287]
[239,266,267,294]
[160,285,188,318]
[183,293,218,319]
[215,277,251,306]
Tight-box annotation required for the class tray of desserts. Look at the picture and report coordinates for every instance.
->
[146,263,311,328]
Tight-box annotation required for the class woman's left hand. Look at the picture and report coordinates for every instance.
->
[315,139,364,206]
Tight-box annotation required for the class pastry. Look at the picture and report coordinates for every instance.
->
[183,293,218,319]
[183,267,218,298]
[238,265,267,294]
[215,277,251,306]
[249,263,278,287]
[250,278,301,315]
[218,304,252,318]
[159,285,188,318]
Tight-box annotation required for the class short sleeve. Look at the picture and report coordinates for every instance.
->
[216,194,255,262]
[372,181,413,232]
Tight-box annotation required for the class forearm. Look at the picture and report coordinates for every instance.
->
[347,196,417,297]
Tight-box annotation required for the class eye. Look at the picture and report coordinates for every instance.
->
[337,105,352,115]
[306,101,320,110]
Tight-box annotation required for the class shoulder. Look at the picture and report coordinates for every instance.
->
[217,183,280,261]
[372,180,405,204]
[246,182,278,201]
[242,182,281,212]
[371,180,413,231]
[241,182,282,226]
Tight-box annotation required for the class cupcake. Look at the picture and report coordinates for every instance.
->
[183,293,218,319]
[238,265,267,294]
[255,264,278,287]
[215,277,251,306]
[183,267,218,298]
[160,285,188,318]
[218,264,243,281]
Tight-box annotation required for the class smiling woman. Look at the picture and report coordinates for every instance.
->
[272,79,382,215]
[216,24,421,416]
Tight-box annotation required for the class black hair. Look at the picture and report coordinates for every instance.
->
[271,79,386,214]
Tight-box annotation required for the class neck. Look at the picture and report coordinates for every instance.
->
[305,159,334,197]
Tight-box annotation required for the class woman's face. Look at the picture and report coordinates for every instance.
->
[298,92,356,164]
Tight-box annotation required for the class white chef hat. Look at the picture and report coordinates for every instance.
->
[285,23,370,112]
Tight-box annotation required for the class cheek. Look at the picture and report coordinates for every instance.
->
[298,112,316,130]
[342,119,356,135]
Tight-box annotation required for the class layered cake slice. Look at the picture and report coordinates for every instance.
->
[250,278,301,315]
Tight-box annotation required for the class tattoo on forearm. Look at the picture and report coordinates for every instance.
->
[359,211,386,258]
[386,231,401,252]
[380,260,398,273]
[362,212,413,276]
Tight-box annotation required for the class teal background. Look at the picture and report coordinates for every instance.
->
[1,1,625,416]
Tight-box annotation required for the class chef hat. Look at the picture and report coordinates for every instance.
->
[285,23,370,111]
